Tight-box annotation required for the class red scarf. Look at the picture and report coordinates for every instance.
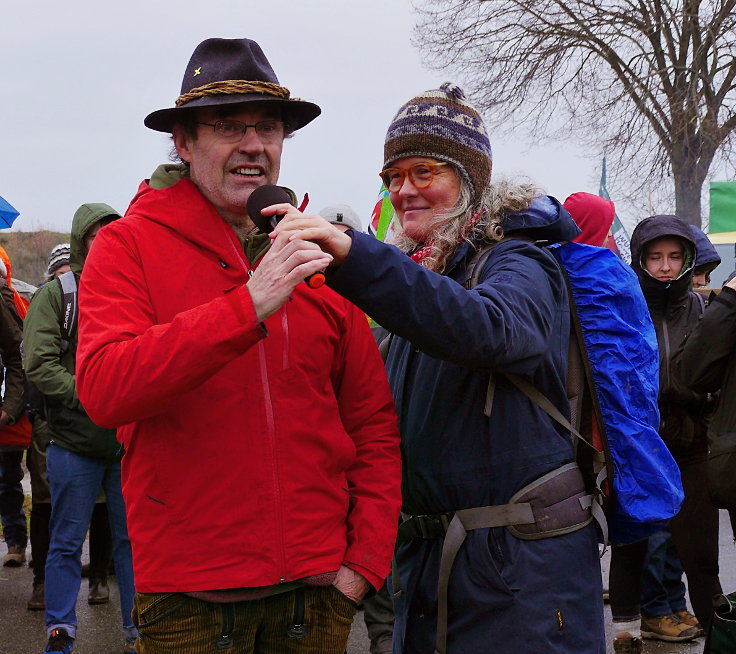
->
[409,211,482,266]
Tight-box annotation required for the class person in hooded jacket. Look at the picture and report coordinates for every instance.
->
[75,38,401,654]
[689,224,722,290]
[563,191,616,247]
[25,243,116,613]
[23,203,136,654]
[272,83,606,654]
[638,224,722,639]
[629,215,722,639]
[678,263,736,548]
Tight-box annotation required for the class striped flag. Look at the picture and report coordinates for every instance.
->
[367,185,401,330]
[369,184,400,243]
[599,158,631,264]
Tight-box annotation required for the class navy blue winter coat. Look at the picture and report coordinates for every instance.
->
[329,196,605,653]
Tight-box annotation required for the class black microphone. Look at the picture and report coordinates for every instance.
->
[246,185,326,289]
[246,184,293,234]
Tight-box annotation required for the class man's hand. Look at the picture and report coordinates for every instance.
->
[0,411,11,427]
[246,230,333,323]
[266,204,354,266]
[332,565,371,603]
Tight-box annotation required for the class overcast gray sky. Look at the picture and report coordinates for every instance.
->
[1,0,601,234]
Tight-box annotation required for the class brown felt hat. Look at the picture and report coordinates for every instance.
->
[144,38,321,133]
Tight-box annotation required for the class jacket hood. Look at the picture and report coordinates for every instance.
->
[562,192,615,247]
[630,214,695,306]
[502,195,581,244]
[689,224,721,270]
[70,203,121,273]
[122,165,299,270]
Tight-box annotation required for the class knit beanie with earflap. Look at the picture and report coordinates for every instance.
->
[383,82,492,202]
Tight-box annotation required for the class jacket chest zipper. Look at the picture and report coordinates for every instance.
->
[226,229,288,576]
[662,319,671,390]
[257,342,288,576]
[661,319,671,428]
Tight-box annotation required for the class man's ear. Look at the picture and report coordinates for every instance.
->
[172,125,192,164]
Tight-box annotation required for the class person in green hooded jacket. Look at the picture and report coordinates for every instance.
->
[23,203,137,654]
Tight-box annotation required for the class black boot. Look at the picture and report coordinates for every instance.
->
[27,582,45,610]
[88,576,110,604]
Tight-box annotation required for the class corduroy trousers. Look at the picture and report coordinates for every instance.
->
[132,585,358,654]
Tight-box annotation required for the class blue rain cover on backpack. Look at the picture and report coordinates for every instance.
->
[550,241,684,546]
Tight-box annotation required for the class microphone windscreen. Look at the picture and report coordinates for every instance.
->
[246,185,294,234]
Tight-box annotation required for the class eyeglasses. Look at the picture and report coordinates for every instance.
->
[379,162,452,192]
[196,119,285,142]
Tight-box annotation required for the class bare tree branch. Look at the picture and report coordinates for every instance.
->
[413,0,736,225]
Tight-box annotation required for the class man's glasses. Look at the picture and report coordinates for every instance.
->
[196,119,285,143]
[379,162,452,192]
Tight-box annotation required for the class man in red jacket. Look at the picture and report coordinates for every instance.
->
[75,38,402,654]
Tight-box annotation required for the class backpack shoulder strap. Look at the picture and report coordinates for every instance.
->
[57,271,78,354]
[692,290,706,313]
[464,239,512,290]
[504,372,593,449]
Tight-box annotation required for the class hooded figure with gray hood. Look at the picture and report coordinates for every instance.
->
[629,214,722,633]
[23,203,138,653]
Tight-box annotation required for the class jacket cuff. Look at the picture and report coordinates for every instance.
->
[225,285,267,339]
[342,558,385,593]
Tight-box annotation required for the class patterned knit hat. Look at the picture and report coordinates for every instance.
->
[383,83,492,201]
[46,243,71,277]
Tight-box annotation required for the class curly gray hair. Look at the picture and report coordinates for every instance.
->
[391,176,541,273]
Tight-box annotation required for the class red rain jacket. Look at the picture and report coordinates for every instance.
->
[76,177,401,593]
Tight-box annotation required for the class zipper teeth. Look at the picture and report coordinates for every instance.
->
[258,342,287,576]
[662,318,671,390]
[660,316,670,430]
[226,223,287,577]
[282,305,289,369]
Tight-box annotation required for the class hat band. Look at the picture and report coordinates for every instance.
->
[175,80,290,107]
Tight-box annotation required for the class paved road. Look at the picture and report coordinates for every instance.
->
[2,512,734,653]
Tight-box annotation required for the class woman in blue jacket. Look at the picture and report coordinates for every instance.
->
[270,83,605,654]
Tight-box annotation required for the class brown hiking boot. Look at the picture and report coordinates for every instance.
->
[674,610,704,636]
[27,582,45,610]
[641,613,700,642]
[2,544,26,567]
[613,632,643,652]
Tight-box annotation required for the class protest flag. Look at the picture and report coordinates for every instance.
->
[599,158,631,264]
[369,184,400,243]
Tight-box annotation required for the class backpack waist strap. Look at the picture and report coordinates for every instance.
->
[397,463,594,654]
[398,462,592,543]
